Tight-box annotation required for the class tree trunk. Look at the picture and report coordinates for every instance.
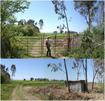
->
[64,9,70,51]
[88,7,91,33]
[64,59,70,93]
[85,59,88,92]
[92,73,96,89]
[92,70,98,89]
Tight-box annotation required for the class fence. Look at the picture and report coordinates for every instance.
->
[17,34,81,57]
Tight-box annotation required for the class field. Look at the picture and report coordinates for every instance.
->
[1,80,104,100]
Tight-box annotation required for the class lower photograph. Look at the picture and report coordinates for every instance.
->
[0,58,104,100]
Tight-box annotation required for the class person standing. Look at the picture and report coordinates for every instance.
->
[45,37,51,57]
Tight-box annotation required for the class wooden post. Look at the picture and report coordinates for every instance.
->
[42,33,44,56]
[41,35,42,57]
[64,59,70,93]
[27,37,28,56]
[54,34,56,55]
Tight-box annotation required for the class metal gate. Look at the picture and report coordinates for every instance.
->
[17,34,80,57]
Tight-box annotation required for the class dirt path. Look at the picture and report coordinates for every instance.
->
[29,39,42,57]
[11,85,40,100]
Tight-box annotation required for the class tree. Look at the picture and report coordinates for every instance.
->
[11,64,16,78]
[74,59,88,92]
[72,59,81,80]
[30,77,34,81]
[52,0,70,50]
[27,19,35,25]
[6,67,9,72]
[81,30,94,56]
[48,59,70,93]
[0,64,10,83]
[57,24,65,33]
[39,19,44,30]
[0,64,5,71]
[64,59,70,92]
[24,79,26,81]
[18,19,26,25]
[1,0,30,58]
[17,19,40,36]
[74,0,98,32]
[94,1,104,26]
[92,59,104,89]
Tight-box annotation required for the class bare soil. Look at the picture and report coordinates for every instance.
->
[11,85,40,100]
[29,85,105,100]
[10,84,104,100]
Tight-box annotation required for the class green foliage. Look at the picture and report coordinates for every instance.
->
[17,19,40,36]
[22,24,39,36]
[0,64,11,84]
[81,25,104,58]
[1,0,30,23]
[81,30,94,56]
[92,25,104,43]
[74,0,98,32]
[1,0,30,58]
[1,24,24,58]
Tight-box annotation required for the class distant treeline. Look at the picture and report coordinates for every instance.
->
[24,77,64,82]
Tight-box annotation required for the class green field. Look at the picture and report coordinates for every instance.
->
[1,82,17,100]
[1,80,104,100]
[1,80,64,100]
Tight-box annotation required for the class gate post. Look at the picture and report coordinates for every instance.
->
[27,37,28,56]
[54,34,57,55]
[41,35,42,57]
[41,34,44,57]
[42,34,45,54]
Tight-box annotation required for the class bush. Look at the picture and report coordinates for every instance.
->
[1,71,10,84]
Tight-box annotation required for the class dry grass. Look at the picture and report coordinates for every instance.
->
[29,84,104,100]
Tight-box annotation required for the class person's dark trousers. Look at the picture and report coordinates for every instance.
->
[46,47,51,57]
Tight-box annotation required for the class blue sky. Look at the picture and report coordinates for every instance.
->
[15,0,88,33]
[1,59,94,82]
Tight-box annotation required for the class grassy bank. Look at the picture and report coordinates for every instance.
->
[1,82,17,100]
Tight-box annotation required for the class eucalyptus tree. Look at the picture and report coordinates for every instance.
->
[72,59,81,80]
[39,19,44,30]
[11,64,16,78]
[73,59,88,92]
[48,59,70,93]
[52,0,71,50]
[74,0,98,32]
[95,1,104,26]
[92,59,104,89]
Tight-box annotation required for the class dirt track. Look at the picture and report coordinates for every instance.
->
[11,85,40,100]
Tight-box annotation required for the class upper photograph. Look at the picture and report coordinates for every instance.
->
[1,0,104,58]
